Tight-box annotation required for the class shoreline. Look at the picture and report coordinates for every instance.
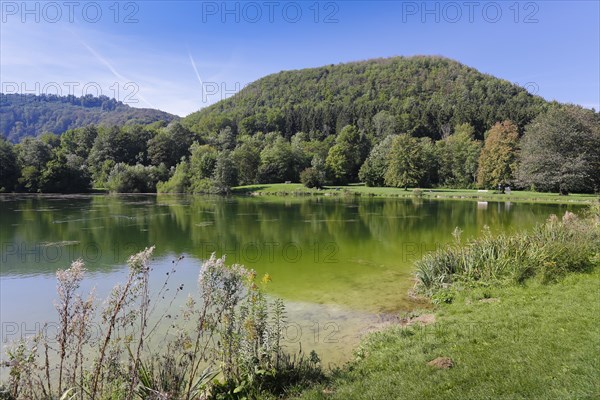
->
[1,186,597,206]
[232,183,599,205]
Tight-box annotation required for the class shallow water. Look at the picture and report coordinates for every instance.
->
[0,194,582,368]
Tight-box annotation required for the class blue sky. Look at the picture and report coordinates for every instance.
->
[1,1,598,116]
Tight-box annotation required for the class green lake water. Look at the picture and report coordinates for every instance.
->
[0,194,583,368]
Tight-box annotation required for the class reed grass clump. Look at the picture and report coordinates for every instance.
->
[415,207,600,296]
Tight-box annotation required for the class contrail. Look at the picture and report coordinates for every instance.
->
[188,51,204,88]
[79,39,155,108]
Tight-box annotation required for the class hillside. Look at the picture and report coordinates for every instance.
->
[0,94,177,142]
[183,56,549,140]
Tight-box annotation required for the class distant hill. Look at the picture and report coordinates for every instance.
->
[183,56,549,139]
[0,94,177,142]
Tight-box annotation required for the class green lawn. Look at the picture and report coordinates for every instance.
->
[296,268,600,400]
[232,183,599,204]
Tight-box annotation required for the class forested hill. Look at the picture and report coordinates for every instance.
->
[183,56,548,140]
[0,94,177,142]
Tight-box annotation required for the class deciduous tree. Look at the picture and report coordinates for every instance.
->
[384,134,426,189]
[477,121,519,189]
[518,106,600,193]
[437,123,482,188]
[325,125,367,184]
[359,135,395,187]
[0,138,19,192]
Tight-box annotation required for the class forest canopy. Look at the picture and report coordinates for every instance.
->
[0,93,177,142]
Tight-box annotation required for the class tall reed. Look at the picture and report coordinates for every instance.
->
[415,207,600,295]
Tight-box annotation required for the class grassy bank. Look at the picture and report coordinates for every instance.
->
[232,183,599,204]
[295,208,600,400]
[298,269,600,400]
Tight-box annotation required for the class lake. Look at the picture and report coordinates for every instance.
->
[0,194,582,370]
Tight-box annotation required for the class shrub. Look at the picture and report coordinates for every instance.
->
[157,160,190,193]
[300,167,325,189]
[105,163,169,193]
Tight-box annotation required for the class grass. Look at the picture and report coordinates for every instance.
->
[297,269,600,400]
[231,183,599,204]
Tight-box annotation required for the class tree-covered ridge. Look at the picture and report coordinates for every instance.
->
[183,56,547,140]
[0,93,178,142]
